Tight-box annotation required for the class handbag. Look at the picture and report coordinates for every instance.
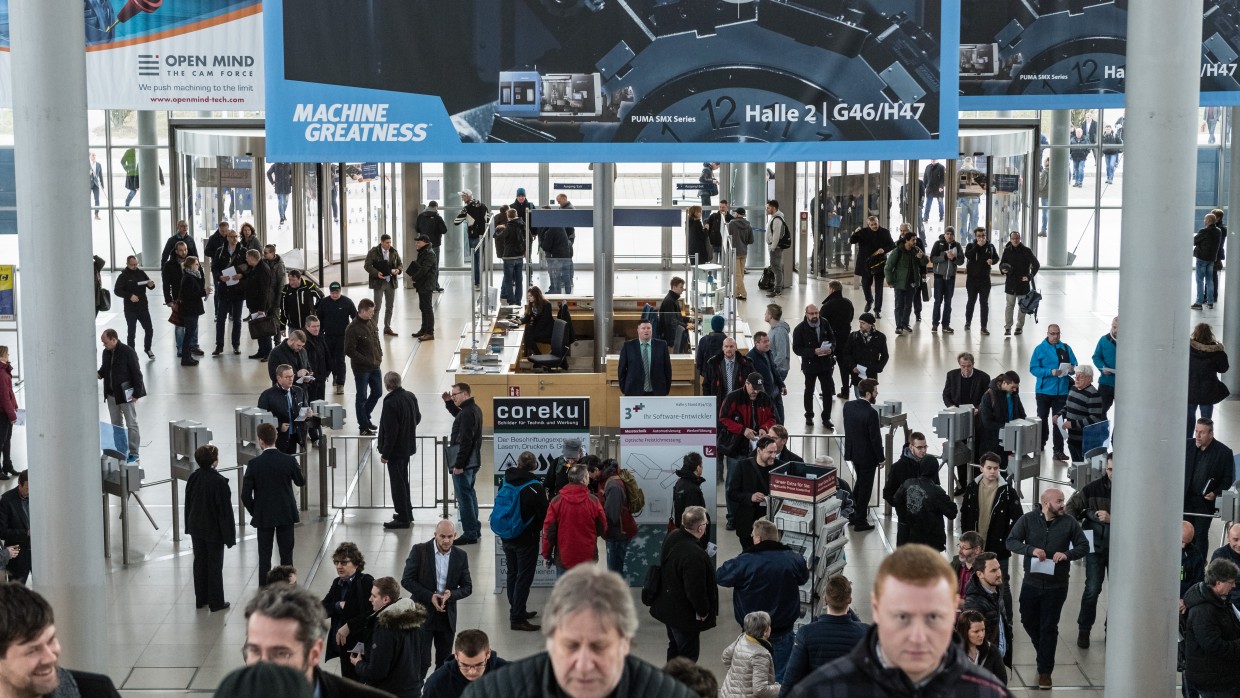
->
[641,564,662,606]
[95,288,111,312]
[168,300,184,327]
[249,315,277,339]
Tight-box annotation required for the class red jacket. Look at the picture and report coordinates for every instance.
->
[542,483,605,569]
[0,362,16,423]
[718,389,777,457]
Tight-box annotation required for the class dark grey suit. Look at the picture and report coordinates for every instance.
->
[843,398,884,526]
[241,448,304,586]
[401,540,473,672]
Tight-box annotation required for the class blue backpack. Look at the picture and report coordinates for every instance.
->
[489,479,538,539]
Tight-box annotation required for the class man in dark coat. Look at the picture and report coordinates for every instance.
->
[1183,559,1240,696]
[998,230,1039,336]
[882,432,940,508]
[443,383,483,543]
[658,277,689,351]
[402,520,474,672]
[351,579,427,698]
[411,234,440,340]
[962,552,1015,668]
[703,336,753,407]
[258,364,311,455]
[267,331,312,386]
[650,505,718,662]
[242,249,277,360]
[241,423,305,587]
[842,379,883,531]
[848,216,894,317]
[98,328,146,462]
[820,281,854,397]
[841,313,889,395]
[787,545,1012,697]
[280,270,323,332]
[695,314,728,391]
[726,437,780,549]
[943,351,991,485]
[114,254,157,357]
[892,458,958,551]
[1066,453,1112,649]
[0,470,30,583]
[422,630,508,698]
[780,576,869,697]
[185,444,236,612]
[498,451,549,632]
[791,304,838,429]
[378,372,421,530]
[302,317,330,405]
[961,453,1025,593]
[1186,419,1234,559]
[617,319,673,396]
[315,282,357,394]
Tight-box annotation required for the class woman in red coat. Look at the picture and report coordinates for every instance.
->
[0,345,18,478]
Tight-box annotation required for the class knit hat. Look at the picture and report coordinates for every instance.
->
[214,663,312,698]
[516,187,526,196]
[859,312,876,325]
[562,438,584,459]
[710,315,725,332]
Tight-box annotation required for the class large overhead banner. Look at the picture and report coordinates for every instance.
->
[960,0,1240,109]
[0,0,264,110]
[264,0,959,162]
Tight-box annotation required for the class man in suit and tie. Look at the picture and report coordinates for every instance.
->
[258,364,311,455]
[378,371,421,530]
[618,318,673,396]
[242,422,305,587]
[842,378,884,532]
[402,519,474,674]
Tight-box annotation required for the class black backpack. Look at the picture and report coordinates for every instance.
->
[775,216,791,249]
[758,267,775,291]
[1019,278,1042,323]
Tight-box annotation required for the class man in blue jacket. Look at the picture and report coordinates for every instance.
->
[779,575,868,697]
[1092,316,1117,413]
[1029,324,1078,461]
[717,518,810,682]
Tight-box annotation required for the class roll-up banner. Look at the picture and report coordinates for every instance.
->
[263,0,960,162]
[960,0,1240,109]
[0,0,263,110]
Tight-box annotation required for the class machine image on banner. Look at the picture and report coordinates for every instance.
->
[264,0,960,162]
[0,0,264,109]
[960,0,1240,109]
[491,396,589,592]
[617,396,717,586]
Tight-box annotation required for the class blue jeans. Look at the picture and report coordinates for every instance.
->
[922,194,942,221]
[894,288,915,329]
[181,316,199,364]
[605,539,630,578]
[276,192,289,221]
[175,325,186,353]
[1072,158,1086,185]
[353,369,382,429]
[932,275,954,327]
[1196,259,1216,304]
[452,466,480,538]
[770,629,794,683]
[1019,583,1069,675]
[1104,153,1118,182]
[1040,197,1049,232]
[503,542,538,623]
[1077,553,1108,630]
[547,258,570,293]
[958,196,979,232]
[501,258,524,305]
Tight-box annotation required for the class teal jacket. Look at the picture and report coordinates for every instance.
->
[1092,333,1117,388]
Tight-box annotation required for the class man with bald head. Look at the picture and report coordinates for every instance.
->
[1183,521,1206,612]
[403,519,474,672]
[792,303,838,430]
[1006,488,1089,690]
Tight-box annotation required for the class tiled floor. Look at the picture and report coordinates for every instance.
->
[5,263,1210,695]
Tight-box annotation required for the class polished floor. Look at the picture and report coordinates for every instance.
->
[3,262,1217,696]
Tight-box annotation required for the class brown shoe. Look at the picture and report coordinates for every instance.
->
[418,334,435,342]
[383,328,398,336]
[1038,674,1052,690]
[510,621,541,632]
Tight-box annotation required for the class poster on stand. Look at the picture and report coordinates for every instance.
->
[0,0,264,110]
[263,0,960,162]
[617,396,717,586]
[491,396,589,592]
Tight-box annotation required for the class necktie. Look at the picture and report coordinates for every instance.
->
[642,342,652,392]
[726,359,734,390]
[286,389,294,423]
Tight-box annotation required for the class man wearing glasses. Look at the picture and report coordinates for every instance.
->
[422,629,508,697]
[242,583,390,697]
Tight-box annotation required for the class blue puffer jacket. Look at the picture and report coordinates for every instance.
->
[1030,338,1078,396]
[717,540,810,635]
[779,612,869,697]
[1092,333,1117,388]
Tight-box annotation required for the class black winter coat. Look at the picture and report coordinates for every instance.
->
[892,476,957,551]
[1183,581,1240,690]
[1189,340,1230,405]
[98,341,146,403]
[962,574,1013,657]
[978,382,1027,456]
[411,246,439,292]
[1185,437,1234,514]
[965,241,1000,281]
[686,216,711,263]
[243,259,275,314]
[779,612,869,697]
[184,467,236,546]
[943,368,990,408]
[424,655,508,698]
[961,476,1024,560]
[321,571,375,661]
[114,267,153,306]
[671,471,706,529]
[178,272,207,317]
[461,652,697,698]
[998,243,1039,295]
[786,625,1012,697]
[649,528,718,632]
[842,330,889,377]
[378,387,421,458]
[792,319,836,375]
[162,257,186,304]
[820,291,854,351]
[353,598,427,698]
[1195,224,1224,261]
[446,398,483,471]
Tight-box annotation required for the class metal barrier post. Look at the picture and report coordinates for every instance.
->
[1000,418,1043,500]
[119,466,131,566]
[311,399,348,519]
[101,493,110,559]
[441,436,451,519]
[877,401,908,517]
[933,406,974,495]
[169,420,214,542]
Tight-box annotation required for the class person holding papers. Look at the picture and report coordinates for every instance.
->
[258,364,311,455]
[1029,323,1078,462]
[98,328,146,463]
[1006,488,1089,691]
[1185,418,1234,559]
[842,312,889,396]
[1065,453,1113,649]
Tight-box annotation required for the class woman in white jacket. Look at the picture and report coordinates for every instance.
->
[720,611,781,698]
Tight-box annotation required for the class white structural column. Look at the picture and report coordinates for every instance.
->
[1223,109,1240,395]
[1105,0,1202,695]
[11,0,107,671]
[593,163,615,371]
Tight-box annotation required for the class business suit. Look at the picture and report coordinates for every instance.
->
[843,398,884,527]
[184,466,236,611]
[617,337,672,396]
[378,386,422,523]
[241,447,304,587]
[401,540,473,671]
[0,487,29,583]
[257,384,309,454]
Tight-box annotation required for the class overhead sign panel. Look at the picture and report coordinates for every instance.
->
[264,0,960,162]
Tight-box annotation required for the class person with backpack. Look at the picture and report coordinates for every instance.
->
[765,200,790,298]
[491,451,548,632]
[999,230,1039,335]
[728,208,754,300]
[599,459,639,578]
